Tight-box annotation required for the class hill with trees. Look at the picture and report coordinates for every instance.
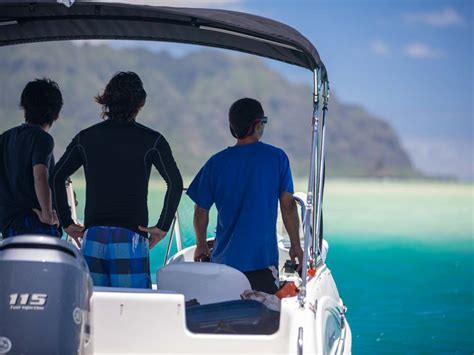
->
[0,42,418,178]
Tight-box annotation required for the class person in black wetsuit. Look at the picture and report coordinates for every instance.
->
[51,72,183,288]
[0,78,63,238]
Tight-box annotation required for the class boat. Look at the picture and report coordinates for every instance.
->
[0,1,352,354]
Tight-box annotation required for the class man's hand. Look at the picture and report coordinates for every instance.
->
[65,222,85,247]
[280,192,304,272]
[194,243,211,262]
[138,226,167,249]
[289,244,304,272]
[33,208,59,226]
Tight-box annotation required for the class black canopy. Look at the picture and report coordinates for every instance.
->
[0,0,327,80]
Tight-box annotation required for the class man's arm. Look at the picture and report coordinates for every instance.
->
[31,133,57,225]
[280,191,304,269]
[50,135,84,243]
[186,159,214,260]
[193,205,210,260]
[139,136,183,249]
[32,164,57,225]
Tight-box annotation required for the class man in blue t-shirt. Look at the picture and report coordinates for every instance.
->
[187,98,303,294]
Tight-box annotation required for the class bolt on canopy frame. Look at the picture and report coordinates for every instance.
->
[0,0,329,305]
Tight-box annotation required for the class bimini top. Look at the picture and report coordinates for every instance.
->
[0,0,327,80]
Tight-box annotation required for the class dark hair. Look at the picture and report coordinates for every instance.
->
[95,72,147,122]
[229,98,264,139]
[20,78,63,126]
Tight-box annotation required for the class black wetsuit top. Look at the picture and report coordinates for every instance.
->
[51,120,183,235]
[0,124,55,234]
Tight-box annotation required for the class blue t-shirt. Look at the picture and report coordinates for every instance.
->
[187,141,294,272]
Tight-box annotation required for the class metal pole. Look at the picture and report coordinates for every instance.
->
[315,81,329,264]
[311,71,322,259]
[297,327,304,355]
[311,119,320,256]
[164,188,186,263]
[65,177,79,247]
[163,216,177,266]
[298,68,320,306]
[65,178,77,223]
[174,210,183,252]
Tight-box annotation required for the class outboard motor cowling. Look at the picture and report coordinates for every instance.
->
[0,235,93,355]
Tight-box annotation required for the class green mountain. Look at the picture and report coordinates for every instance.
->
[0,42,418,178]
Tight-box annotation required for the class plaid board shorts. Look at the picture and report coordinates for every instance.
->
[2,213,61,238]
[81,226,151,289]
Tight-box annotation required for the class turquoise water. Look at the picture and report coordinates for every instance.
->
[72,179,473,354]
[329,239,473,354]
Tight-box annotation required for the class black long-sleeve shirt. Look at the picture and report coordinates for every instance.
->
[51,120,183,236]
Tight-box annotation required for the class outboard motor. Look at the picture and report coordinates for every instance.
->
[0,235,93,354]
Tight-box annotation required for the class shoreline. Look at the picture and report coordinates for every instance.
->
[70,177,473,243]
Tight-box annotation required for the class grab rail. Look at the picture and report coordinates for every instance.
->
[65,177,81,248]
[293,193,307,224]
[163,211,182,266]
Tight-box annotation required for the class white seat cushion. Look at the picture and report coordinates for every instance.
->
[157,262,251,305]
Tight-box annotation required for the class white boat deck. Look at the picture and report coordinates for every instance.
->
[91,288,308,354]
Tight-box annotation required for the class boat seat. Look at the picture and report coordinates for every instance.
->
[157,262,251,305]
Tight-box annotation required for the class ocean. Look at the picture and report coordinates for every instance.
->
[72,178,473,354]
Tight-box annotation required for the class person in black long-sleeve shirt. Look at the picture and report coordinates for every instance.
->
[51,72,183,289]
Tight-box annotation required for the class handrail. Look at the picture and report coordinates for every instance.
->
[292,194,307,224]
[65,177,81,248]
[162,210,183,265]
[299,67,321,307]
[163,214,177,266]
[174,210,183,253]
[163,188,187,265]
[65,177,77,223]
[314,80,329,260]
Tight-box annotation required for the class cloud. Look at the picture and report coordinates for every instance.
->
[404,42,442,59]
[403,7,465,27]
[370,40,390,56]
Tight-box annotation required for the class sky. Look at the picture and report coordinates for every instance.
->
[244,0,473,180]
[80,0,473,179]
